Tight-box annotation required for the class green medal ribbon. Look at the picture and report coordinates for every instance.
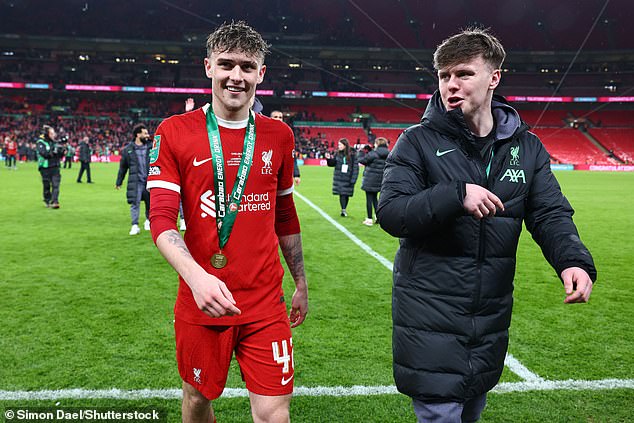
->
[206,108,256,249]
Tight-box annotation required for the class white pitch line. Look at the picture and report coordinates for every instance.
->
[294,191,393,271]
[504,354,544,382]
[2,379,633,401]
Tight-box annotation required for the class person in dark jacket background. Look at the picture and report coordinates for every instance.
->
[76,136,93,183]
[377,28,596,423]
[359,137,389,226]
[271,109,301,185]
[326,138,359,216]
[116,123,151,235]
[36,125,63,208]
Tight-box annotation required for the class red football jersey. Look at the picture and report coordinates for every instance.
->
[6,141,17,155]
[148,105,296,325]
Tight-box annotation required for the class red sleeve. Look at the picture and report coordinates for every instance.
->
[149,188,180,244]
[275,193,300,236]
[146,120,181,194]
[276,123,295,196]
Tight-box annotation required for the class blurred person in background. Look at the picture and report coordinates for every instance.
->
[326,137,358,216]
[4,136,17,169]
[359,137,389,226]
[36,125,63,208]
[271,110,301,185]
[115,124,151,236]
[377,28,596,422]
[76,136,93,183]
[63,140,75,169]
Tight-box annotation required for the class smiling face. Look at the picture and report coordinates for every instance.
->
[438,55,500,128]
[204,50,266,120]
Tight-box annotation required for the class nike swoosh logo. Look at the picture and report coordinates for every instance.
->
[193,157,212,167]
[281,374,294,386]
[436,148,457,157]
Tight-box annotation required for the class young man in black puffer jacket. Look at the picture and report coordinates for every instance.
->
[378,28,596,422]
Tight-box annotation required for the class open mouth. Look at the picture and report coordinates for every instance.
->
[448,96,463,107]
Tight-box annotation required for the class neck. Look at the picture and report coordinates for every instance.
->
[211,97,250,121]
[465,109,494,137]
[134,139,143,146]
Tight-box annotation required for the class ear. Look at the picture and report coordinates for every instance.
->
[489,69,501,90]
[257,64,266,84]
[204,57,213,79]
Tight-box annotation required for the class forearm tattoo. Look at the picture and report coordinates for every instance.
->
[279,233,306,283]
[164,229,193,261]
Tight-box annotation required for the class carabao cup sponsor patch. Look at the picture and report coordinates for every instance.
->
[149,135,161,164]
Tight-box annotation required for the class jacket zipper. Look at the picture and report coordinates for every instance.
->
[468,151,490,383]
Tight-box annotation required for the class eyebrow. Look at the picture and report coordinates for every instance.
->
[215,57,258,67]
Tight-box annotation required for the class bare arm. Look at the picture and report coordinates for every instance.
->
[278,233,308,327]
[156,229,240,317]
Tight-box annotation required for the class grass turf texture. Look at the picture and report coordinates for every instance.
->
[0,162,632,422]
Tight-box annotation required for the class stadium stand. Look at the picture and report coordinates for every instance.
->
[588,128,634,163]
[531,128,615,165]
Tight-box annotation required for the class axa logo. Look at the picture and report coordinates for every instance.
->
[510,145,520,166]
[200,190,216,218]
[500,168,526,184]
[193,368,202,384]
[261,149,273,175]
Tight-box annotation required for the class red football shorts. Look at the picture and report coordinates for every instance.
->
[175,311,294,400]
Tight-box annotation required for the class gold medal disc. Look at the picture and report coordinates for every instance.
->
[211,253,227,269]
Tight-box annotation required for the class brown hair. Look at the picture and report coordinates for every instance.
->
[206,21,270,63]
[375,137,388,147]
[338,138,351,162]
[433,27,506,71]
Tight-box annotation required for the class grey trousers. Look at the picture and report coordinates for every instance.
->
[130,184,150,225]
[413,393,487,423]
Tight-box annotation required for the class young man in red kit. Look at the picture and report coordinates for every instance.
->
[147,22,308,423]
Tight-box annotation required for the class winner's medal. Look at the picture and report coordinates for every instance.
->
[206,107,256,268]
[211,253,227,269]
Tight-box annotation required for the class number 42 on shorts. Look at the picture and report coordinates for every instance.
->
[272,338,294,385]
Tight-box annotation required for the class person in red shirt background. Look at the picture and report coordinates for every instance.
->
[4,136,17,169]
[147,21,308,423]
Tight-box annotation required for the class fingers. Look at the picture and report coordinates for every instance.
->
[198,282,241,317]
[564,279,593,303]
[464,184,504,219]
[289,306,307,328]
[562,268,593,303]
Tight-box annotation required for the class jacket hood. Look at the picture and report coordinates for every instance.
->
[375,144,390,158]
[421,91,528,142]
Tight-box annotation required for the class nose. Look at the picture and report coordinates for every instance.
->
[447,75,460,92]
[229,65,243,81]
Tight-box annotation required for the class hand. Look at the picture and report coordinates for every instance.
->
[561,267,593,303]
[115,185,121,190]
[294,177,301,185]
[289,282,308,328]
[463,184,504,219]
[325,152,331,159]
[184,98,195,112]
[188,271,241,317]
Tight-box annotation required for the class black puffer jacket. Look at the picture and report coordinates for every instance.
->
[377,92,596,402]
[327,151,359,196]
[116,142,150,204]
[360,145,390,193]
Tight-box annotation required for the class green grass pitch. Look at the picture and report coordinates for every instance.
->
[1,162,632,422]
